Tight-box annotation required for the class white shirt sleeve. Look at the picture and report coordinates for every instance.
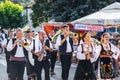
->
[76,44,86,60]
[110,43,120,60]
[2,33,5,40]
[2,38,7,46]
[55,35,61,50]
[34,35,39,53]
[56,35,61,46]
[94,45,101,61]
[49,40,53,49]
[7,39,13,51]
[29,39,34,51]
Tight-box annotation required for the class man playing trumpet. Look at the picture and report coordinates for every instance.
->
[7,29,28,80]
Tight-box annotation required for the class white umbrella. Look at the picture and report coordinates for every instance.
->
[71,2,120,26]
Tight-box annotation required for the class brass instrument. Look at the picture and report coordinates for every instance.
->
[38,40,46,61]
[90,38,101,45]
[23,26,30,33]
[69,31,79,38]
[52,29,61,41]
[38,48,45,61]
[17,38,24,47]
[73,33,79,38]
[23,42,29,48]
[17,38,30,48]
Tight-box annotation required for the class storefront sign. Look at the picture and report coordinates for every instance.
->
[74,24,104,32]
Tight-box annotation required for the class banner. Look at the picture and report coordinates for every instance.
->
[74,24,104,32]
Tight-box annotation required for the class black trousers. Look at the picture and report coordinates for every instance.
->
[9,61,25,80]
[50,50,57,71]
[34,59,50,80]
[60,53,72,80]
[5,54,10,74]
[26,61,35,79]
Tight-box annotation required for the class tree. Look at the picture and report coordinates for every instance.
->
[31,0,120,27]
[0,0,25,29]
[48,0,118,22]
[31,0,52,27]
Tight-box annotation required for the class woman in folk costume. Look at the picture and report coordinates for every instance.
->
[95,33,120,80]
[74,31,97,80]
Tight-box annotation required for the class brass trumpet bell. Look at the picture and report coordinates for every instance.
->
[73,33,78,38]
[23,42,29,48]
[23,26,30,33]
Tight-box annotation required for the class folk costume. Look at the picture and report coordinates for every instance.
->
[74,43,96,80]
[30,36,52,80]
[95,43,120,80]
[56,34,73,80]
[7,38,28,80]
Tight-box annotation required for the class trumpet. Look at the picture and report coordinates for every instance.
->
[16,38,24,46]
[17,38,30,48]
[23,42,29,48]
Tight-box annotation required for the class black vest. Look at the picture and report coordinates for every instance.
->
[33,39,51,60]
[10,38,28,57]
[59,35,73,53]
[4,39,10,54]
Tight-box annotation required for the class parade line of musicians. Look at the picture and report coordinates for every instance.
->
[1,25,120,80]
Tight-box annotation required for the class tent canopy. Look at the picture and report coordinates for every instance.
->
[71,2,120,26]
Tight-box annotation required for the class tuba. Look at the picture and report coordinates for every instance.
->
[52,29,61,42]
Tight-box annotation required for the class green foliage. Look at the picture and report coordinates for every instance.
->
[0,0,25,29]
[48,0,118,22]
[19,0,34,6]
[31,0,51,27]
[31,0,120,27]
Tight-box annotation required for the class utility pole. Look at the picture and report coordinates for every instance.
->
[25,1,28,24]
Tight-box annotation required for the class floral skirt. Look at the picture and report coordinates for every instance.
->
[100,57,115,79]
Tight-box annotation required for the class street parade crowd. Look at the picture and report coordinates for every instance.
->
[0,25,120,80]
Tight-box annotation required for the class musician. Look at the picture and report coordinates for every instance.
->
[95,33,120,80]
[56,25,73,80]
[74,31,96,80]
[25,31,36,80]
[2,31,14,79]
[72,37,79,64]
[7,29,28,80]
[48,30,57,76]
[30,31,53,80]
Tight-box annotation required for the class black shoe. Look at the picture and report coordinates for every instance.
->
[28,78,31,80]
[31,75,36,80]
[51,72,56,76]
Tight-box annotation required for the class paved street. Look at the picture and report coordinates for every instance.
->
[0,54,120,80]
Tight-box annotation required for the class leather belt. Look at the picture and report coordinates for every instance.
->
[60,52,72,55]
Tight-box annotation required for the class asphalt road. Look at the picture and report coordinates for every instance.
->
[0,54,120,80]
